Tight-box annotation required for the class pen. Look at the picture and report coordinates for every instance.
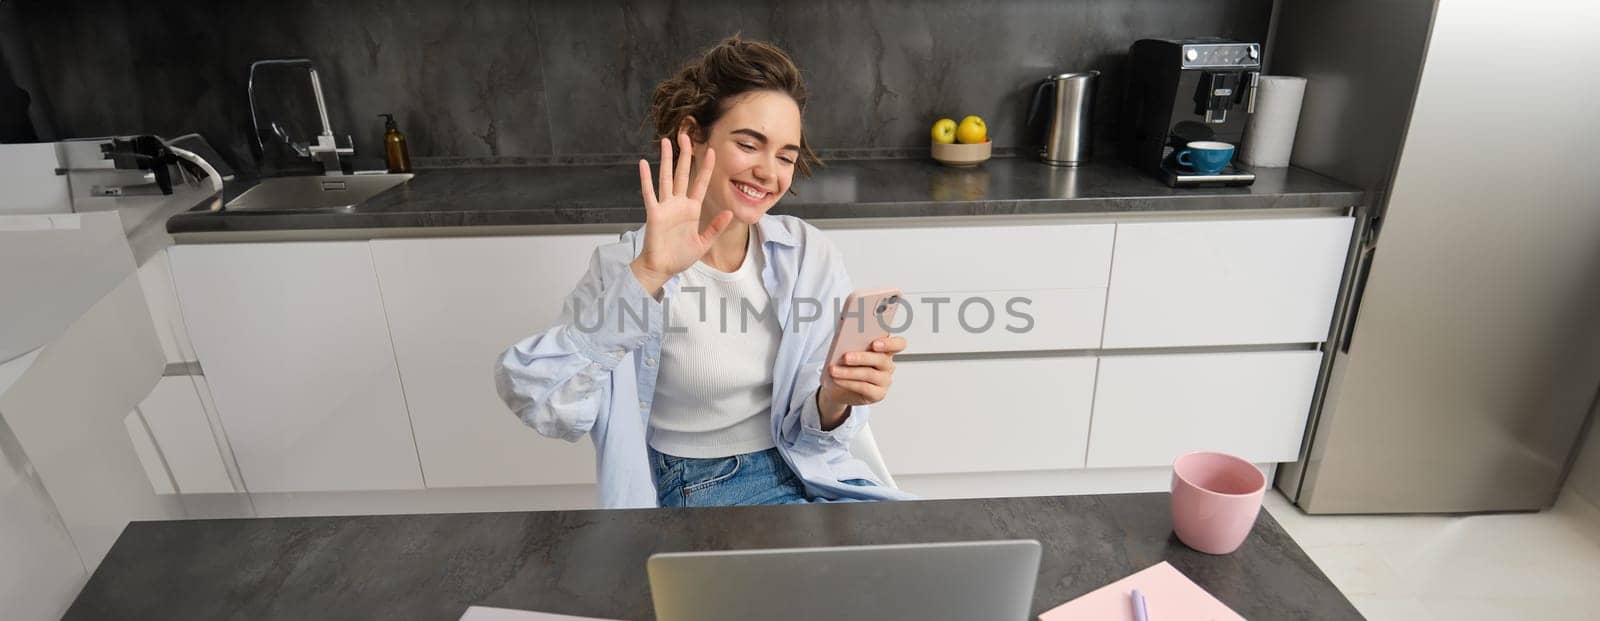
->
[1131,588,1149,621]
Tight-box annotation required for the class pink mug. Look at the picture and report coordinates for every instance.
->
[1170,451,1266,555]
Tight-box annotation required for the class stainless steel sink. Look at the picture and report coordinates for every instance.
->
[224,173,412,211]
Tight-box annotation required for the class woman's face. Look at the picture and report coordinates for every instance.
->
[689,90,803,225]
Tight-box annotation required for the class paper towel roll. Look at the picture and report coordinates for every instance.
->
[1241,76,1307,167]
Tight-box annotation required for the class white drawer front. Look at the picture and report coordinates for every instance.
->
[1102,218,1353,348]
[1086,351,1322,468]
[827,223,1115,292]
[890,288,1105,354]
[870,357,1097,475]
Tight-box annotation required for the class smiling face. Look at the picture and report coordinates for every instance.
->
[685,90,803,226]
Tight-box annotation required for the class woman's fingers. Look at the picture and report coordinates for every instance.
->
[638,159,659,210]
[688,147,715,201]
[698,209,735,246]
[657,137,674,199]
[674,132,693,196]
[871,336,908,355]
[831,364,892,387]
[829,378,888,403]
[840,351,895,372]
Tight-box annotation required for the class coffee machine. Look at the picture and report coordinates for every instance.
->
[1121,38,1261,186]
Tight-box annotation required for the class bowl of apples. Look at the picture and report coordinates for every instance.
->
[930,115,991,167]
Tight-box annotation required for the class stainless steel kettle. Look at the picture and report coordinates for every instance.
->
[1026,71,1099,167]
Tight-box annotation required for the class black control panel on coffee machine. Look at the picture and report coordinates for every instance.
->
[1121,38,1261,178]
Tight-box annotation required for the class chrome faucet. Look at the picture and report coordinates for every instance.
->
[269,122,310,157]
[249,58,354,175]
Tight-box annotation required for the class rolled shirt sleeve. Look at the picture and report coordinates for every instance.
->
[495,237,664,442]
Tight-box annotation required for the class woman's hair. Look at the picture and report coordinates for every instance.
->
[648,34,822,177]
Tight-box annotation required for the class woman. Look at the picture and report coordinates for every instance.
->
[496,36,914,508]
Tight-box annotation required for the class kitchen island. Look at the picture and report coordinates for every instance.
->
[64,492,1361,620]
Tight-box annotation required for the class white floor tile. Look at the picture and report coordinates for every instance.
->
[1383,515,1600,599]
[1422,596,1600,621]
[1265,492,1454,547]
[1298,544,1404,596]
[1346,595,1434,621]
[1552,490,1600,548]
[1267,489,1600,619]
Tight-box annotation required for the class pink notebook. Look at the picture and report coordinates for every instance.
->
[1037,561,1245,621]
[458,606,623,621]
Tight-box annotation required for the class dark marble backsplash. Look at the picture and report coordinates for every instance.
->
[10,0,1269,175]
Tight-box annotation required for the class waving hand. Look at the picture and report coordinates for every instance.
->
[630,132,731,296]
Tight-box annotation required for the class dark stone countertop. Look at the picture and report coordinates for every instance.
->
[65,493,1360,620]
[166,157,1363,235]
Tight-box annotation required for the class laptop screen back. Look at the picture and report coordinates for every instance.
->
[647,540,1042,621]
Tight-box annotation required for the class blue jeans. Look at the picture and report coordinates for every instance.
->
[650,446,878,507]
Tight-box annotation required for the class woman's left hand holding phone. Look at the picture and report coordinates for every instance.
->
[631,132,731,299]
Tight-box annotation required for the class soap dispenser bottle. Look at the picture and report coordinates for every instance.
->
[379,113,412,173]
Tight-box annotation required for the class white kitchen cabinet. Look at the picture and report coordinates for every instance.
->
[132,375,235,494]
[888,288,1105,354]
[1101,217,1353,348]
[147,212,1347,504]
[827,223,1115,292]
[168,242,422,492]
[1085,351,1322,468]
[869,357,1098,475]
[827,223,1114,353]
[371,234,614,488]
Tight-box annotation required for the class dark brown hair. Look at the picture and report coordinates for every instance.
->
[648,34,822,177]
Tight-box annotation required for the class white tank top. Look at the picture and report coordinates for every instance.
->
[647,229,781,458]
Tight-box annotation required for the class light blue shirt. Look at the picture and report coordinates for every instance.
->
[496,214,918,508]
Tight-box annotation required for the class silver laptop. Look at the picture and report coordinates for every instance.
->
[647,540,1042,621]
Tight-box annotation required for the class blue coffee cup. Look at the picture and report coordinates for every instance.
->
[1175,141,1235,175]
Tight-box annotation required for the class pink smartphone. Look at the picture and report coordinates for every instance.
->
[823,287,903,372]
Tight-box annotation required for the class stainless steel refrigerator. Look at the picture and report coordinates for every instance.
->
[1270,0,1600,514]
